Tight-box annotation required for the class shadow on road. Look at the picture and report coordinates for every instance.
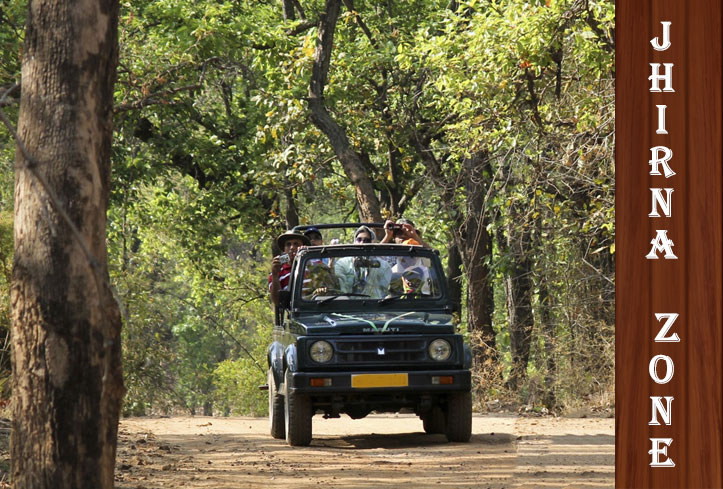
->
[315,431,516,450]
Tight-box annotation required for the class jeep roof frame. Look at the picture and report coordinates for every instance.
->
[291,222,386,233]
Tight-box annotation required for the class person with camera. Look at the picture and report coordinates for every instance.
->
[380,218,430,248]
[332,226,392,299]
[268,230,310,305]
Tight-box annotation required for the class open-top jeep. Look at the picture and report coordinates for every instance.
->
[266,224,473,446]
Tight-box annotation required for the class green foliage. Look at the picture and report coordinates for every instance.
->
[109,168,275,415]
[0,0,24,87]
[0,211,12,398]
[213,355,268,417]
[0,0,614,416]
[396,0,615,409]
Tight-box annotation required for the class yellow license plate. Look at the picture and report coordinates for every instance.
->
[351,373,408,388]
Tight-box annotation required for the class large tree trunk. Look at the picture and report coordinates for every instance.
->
[307,0,382,222]
[11,0,123,487]
[460,152,495,364]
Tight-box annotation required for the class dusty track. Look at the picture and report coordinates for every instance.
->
[115,414,614,488]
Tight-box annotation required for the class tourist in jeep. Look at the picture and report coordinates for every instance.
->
[303,226,324,246]
[380,218,430,248]
[332,226,393,299]
[268,230,309,305]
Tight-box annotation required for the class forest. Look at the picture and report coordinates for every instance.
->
[0,0,614,425]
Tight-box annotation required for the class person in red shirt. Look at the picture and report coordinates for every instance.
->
[269,230,310,305]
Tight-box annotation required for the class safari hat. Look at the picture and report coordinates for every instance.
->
[276,230,310,249]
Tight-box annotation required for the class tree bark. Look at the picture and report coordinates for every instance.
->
[503,219,533,391]
[460,152,495,364]
[11,0,123,487]
[538,276,557,409]
[282,0,296,21]
[283,174,299,230]
[307,0,382,222]
[446,242,463,314]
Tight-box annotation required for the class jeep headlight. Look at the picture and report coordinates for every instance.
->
[428,339,452,361]
[309,340,334,363]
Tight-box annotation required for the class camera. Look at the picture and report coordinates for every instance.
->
[353,257,380,268]
[387,223,403,231]
[279,253,290,264]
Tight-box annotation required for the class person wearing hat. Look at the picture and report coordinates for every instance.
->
[302,226,332,269]
[303,226,323,246]
[352,225,376,244]
[380,218,430,248]
[299,226,339,298]
[268,230,310,305]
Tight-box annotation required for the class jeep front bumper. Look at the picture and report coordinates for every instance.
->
[287,369,471,395]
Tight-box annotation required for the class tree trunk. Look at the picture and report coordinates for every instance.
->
[203,401,213,416]
[538,276,557,409]
[283,174,299,230]
[413,138,495,364]
[307,0,382,222]
[282,0,296,21]
[460,152,495,364]
[446,242,463,314]
[503,222,533,391]
[11,0,123,487]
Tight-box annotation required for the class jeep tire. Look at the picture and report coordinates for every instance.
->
[444,391,472,442]
[422,406,446,434]
[268,369,285,439]
[284,370,312,446]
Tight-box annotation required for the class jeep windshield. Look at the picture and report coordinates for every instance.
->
[295,246,444,305]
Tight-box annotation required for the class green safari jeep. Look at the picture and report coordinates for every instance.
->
[266,224,473,446]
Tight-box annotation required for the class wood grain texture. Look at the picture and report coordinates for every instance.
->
[616,1,723,487]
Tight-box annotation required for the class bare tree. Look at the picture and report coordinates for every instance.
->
[10,0,123,487]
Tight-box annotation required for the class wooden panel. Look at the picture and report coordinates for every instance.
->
[616,0,723,487]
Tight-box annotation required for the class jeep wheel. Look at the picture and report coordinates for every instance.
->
[422,406,446,434]
[268,369,285,439]
[444,391,472,442]
[284,370,312,446]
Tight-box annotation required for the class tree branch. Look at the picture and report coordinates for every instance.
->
[524,68,544,130]
[307,0,382,221]
[291,0,307,20]
[0,84,19,108]
[114,57,221,113]
[342,0,379,49]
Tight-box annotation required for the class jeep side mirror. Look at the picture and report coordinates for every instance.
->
[278,290,291,309]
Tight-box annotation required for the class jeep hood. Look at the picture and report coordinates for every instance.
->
[289,311,456,335]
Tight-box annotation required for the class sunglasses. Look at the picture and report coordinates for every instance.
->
[355,237,372,243]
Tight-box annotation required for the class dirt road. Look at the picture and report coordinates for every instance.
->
[115,414,613,488]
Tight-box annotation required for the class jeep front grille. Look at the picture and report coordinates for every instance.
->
[334,338,427,363]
